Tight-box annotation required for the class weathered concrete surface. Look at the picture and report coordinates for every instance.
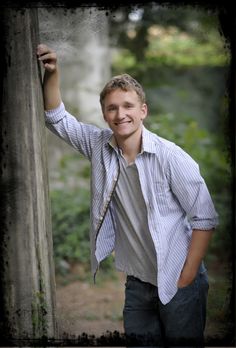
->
[0,8,58,340]
[38,7,110,127]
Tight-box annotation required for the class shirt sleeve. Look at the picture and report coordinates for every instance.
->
[45,102,101,160]
[167,146,219,230]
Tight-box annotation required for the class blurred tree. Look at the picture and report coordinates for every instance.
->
[109,5,226,63]
[108,5,229,134]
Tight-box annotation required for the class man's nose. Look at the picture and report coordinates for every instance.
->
[116,107,126,119]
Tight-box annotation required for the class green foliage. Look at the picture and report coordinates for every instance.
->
[112,31,228,72]
[50,183,116,280]
[110,6,229,67]
[145,25,228,67]
[57,153,90,186]
[50,188,91,274]
[112,49,138,71]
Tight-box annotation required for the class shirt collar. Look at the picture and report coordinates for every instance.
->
[141,126,157,154]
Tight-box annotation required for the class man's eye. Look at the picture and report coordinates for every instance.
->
[107,106,116,111]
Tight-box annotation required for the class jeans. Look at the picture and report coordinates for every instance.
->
[123,269,209,347]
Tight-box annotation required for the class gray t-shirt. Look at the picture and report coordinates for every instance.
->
[113,152,157,286]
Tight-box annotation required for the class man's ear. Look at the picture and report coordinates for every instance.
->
[141,103,148,120]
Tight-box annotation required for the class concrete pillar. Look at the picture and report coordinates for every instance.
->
[0,8,57,340]
[38,7,110,127]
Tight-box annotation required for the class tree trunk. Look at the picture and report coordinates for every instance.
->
[0,8,57,341]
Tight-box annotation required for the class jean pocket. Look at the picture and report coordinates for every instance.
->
[177,278,196,291]
[173,277,199,304]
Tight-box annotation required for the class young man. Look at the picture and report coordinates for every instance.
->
[37,44,218,347]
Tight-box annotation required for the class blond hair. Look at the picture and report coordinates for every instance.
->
[99,73,146,110]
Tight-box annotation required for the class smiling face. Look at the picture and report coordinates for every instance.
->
[103,88,148,142]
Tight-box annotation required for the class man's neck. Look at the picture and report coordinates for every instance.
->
[115,129,143,164]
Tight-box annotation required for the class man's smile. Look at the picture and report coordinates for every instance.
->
[114,120,132,125]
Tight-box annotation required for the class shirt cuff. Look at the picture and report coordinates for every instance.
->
[45,102,66,124]
[191,216,219,231]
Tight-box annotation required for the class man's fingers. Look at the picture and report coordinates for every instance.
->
[37,44,57,72]
[38,52,56,62]
[37,44,48,55]
[44,63,56,72]
[37,44,55,57]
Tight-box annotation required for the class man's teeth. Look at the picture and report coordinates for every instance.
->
[115,121,131,125]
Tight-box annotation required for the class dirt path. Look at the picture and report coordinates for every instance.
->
[55,264,233,344]
[56,272,126,338]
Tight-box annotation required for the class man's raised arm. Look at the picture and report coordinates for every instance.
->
[37,44,62,110]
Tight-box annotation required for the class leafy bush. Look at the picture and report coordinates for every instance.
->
[50,185,116,280]
[50,188,91,274]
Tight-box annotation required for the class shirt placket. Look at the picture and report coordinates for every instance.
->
[94,153,120,251]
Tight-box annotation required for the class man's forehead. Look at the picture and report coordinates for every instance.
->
[104,88,139,102]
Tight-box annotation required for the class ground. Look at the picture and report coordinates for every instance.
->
[56,272,125,338]
[55,261,233,345]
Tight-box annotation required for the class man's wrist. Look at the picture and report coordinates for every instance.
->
[177,259,200,288]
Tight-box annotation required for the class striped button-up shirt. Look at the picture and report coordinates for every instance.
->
[45,102,218,304]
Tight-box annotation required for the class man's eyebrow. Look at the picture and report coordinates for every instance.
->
[106,103,117,108]
[124,101,135,106]
[105,101,135,109]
